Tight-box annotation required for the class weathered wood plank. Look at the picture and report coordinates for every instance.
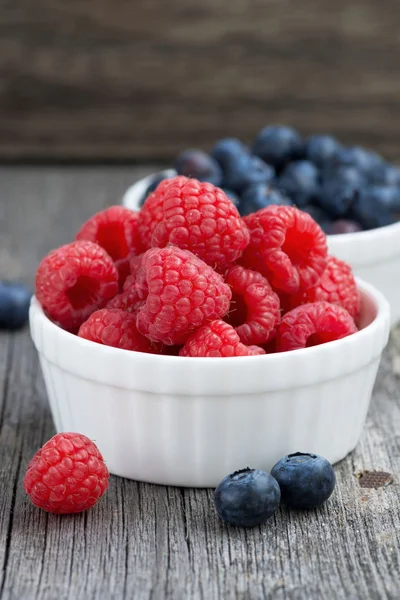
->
[0,167,399,600]
[1,1,400,160]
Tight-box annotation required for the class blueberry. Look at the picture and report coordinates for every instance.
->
[174,149,222,186]
[368,162,400,187]
[319,180,359,217]
[252,125,303,169]
[270,452,336,510]
[350,187,395,229]
[214,468,281,528]
[333,146,384,173]
[277,160,319,207]
[321,165,366,190]
[0,281,31,330]
[305,134,342,167]
[139,171,172,206]
[240,185,292,216]
[212,138,275,191]
[327,219,363,235]
[221,188,240,206]
[301,205,332,233]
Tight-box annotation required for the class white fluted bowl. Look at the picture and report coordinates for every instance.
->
[30,278,390,488]
[122,170,400,326]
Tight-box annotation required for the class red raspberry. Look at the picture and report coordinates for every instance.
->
[135,246,232,345]
[24,433,109,514]
[225,265,281,346]
[36,241,119,332]
[76,206,143,289]
[248,345,266,355]
[106,274,143,314]
[137,176,189,249]
[78,308,154,352]
[280,256,360,319]
[240,205,327,294]
[276,302,357,352]
[179,320,264,357]
[138,176,250,271]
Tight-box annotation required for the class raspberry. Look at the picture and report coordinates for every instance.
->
[276,302,357,352]
[280,256,360,319]
[248,345,266,355]
[36,241,119,332]
[76,206,143,289]
[135,247,232,345]
[78,308,154,352]
[137,176,189,249]
[225,265,280,346]
[240,205,327,294]
[179,320,263,357]
[24,432,109,514]
[138,176,250,271]
[106,274,143,314]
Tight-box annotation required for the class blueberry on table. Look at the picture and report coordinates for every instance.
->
[174,149,222,186]
[277,160,319,207]
[240,184,292,216]
[214,468,281,528]
[212,138,274,191]
[252,125,304,169]
[305,134,342,167]
[0,281,31,330]
[350,187,395,229]
[271,452,336,510]
[327,219,363,234]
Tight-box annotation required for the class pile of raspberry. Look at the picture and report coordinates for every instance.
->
[36,176,360,356]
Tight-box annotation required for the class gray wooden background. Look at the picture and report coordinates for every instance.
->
[0,0,400,161]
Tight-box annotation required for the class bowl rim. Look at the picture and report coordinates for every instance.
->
[121,169,400,243]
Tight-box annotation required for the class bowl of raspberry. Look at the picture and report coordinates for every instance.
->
[122,128,400,325]
[31,177,390,487]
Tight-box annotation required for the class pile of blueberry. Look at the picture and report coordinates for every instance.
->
[214,452,336,528]
[142,126,400,233]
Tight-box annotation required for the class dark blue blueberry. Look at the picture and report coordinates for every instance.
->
[252,125,303,169]
[301,205,332,233]
[305,134,342,167]
[271,452,336,510]
[333,146,384,173]
[277,160,319,207]
[212,138,275,192]
[321,165,366,190]
[350,187,395,229]
[139,171,172,206]
[0,281,32,330]
[174,149,222,186]
[221,188,240,206]
[327,219,363,235]
[368,162,400,187]
[214,468,281,528]
[240,185,292,216]
[319,180,359,217]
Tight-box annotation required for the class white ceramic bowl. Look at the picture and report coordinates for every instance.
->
[30,279,390,488]
[122,170,400,326]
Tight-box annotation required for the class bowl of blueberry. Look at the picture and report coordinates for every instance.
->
[30,171,390,487]
[122,126,400,326]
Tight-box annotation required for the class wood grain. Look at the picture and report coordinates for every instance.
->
[0,166,400,600]
[1,1,400,161]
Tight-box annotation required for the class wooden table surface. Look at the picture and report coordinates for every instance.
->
[0,166,399,600]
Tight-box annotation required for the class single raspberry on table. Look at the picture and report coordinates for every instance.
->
[78,308,155,352]
[36,241,119,332]
[75,206,143,289]
[225,264,281,346]
[179,320,265,357]
[280,256,360,319]
[276,301,357,352]
[240,205,327,294]
[24,432,109,514]
[135,246,232,345]
[138,176,250,271]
